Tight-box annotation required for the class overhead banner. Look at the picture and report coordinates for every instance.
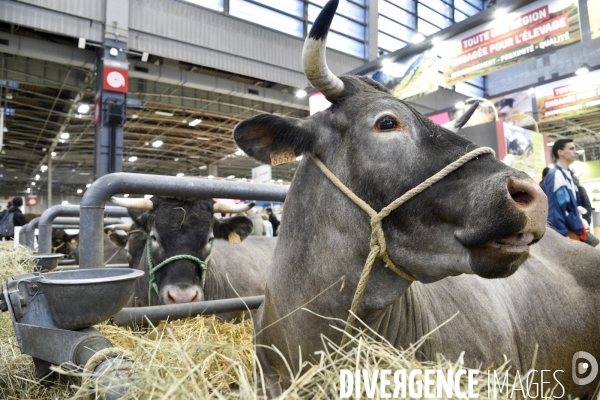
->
[535,69,600,121]
[589,0,600,40]
[366,50,438,101]
[441,0,580,86]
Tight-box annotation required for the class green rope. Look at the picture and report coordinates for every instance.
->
[146,236,211,306]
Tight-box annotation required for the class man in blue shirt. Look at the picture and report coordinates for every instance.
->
[543,139,585,240]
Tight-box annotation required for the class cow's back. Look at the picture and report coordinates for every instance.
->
[206,236,276,320]
[365,229,600,399]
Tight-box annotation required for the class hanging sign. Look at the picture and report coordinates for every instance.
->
[365,50,438,101]
[26,197,38,207]
[535,69,600,122]
[589,0,600,40]
[441,0,580,86]
[103,66,128,93]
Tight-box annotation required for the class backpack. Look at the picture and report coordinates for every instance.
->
[0,212,15,239]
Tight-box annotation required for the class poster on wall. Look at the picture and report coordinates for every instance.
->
[589,0,600,40]
[501,124,547,182]
[441,0,580,86]
[365,50,438,101]
[535,68,600,121]
[446,90,535,129]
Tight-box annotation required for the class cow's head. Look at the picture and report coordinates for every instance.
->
[111,196,254,305]
[233,0,547,284]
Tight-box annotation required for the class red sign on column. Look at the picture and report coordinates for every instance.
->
[103,67,128,93]
[26,197,38,207]
[93,98,101,125]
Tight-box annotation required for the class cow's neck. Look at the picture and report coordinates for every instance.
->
[269,159,414,340]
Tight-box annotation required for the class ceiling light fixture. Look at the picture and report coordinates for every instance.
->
[51,152,57,157]
[155,111,174,117]
[78,38,86,49]
[152,140,163,148]
[35,174,40,180]
[77,189,83,194]
[141,52,150,62]
[86,183,91,188]
[296,89,307,98]
[40,165,48,172]
[60,132,70,139]
[128,156,138,162]
[199,165,207,170]
[109,47,119,57]
[189,119,202,126]
[411,33,425,44]
[77,104,91,114]
[575,64,589,75]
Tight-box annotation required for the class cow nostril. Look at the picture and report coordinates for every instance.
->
[510,190,533,205]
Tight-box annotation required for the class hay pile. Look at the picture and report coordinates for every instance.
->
[0,244,575,399]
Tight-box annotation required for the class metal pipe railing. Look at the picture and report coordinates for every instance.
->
[80,173,288,269]
[112,296,265,327]
[38,206,129,255]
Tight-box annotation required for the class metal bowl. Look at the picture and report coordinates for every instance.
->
[40,268,144,330]
[31,253,64,272]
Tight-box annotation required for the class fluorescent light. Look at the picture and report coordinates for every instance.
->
[227,175,235,179]
[411,33,425,44]
[296,89,307,98]
[78,38,86,49]
[35,174,40,180]
[152,140,163,148]
[575,65,589,75]
[8,140,25,146]
[176,173,184,177]
[455,101,465,109]
[155,111,174,117]
[40,165,48,172]
[60,132,70,139]
[199,165,207,170]
[189,118,202,126]
[51,152,57,157]
[128,156,138,162]
[77,104,90,114]
[31,182,36,186]
[77,189,83,194]
[141,52,150,62]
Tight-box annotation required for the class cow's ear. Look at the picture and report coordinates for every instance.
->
[233,114,316,164]
[214,216,253,244]
[129,209,151,232]
[108,231,128,248]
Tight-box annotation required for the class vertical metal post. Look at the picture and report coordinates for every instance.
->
[47,152,52,207]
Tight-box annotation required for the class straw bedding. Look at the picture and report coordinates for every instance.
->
[0,243,576,399]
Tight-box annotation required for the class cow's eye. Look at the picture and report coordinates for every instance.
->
[376,116,397,130]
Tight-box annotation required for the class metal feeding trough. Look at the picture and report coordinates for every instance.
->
[1,268,143,399]
[30,253,64,272]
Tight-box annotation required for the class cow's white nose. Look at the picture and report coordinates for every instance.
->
[506,177,547,239]
[164,288,202,304]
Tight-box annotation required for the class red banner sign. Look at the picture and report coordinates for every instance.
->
[103,67,128,93]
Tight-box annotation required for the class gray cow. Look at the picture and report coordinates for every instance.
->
[111,196,275,319]
[233,1,600,398]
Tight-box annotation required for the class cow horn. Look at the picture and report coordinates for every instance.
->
[110,196,154,209]
[213,201,256,214]
[441,102,479,133]
[302,0,344,99]
[104,224,131,232]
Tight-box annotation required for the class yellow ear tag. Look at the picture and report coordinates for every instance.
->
[228,232,241,244]
[270,149,296,166]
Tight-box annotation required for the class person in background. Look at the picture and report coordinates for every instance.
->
[539,166,550,189]
[261,214,273,237]
[246,208,264,236]
[5,197,26,240]
[542,139,585,241]
[266,207,280,237]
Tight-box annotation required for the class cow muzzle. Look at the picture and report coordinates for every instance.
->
[162,285,203,304]
[501,176,547,247]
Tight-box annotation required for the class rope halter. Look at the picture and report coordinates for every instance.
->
[310,146,496,342]
[145,236,212,306]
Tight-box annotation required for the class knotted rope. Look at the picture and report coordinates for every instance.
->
[311,146,495,344]
[146,236,211,306]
